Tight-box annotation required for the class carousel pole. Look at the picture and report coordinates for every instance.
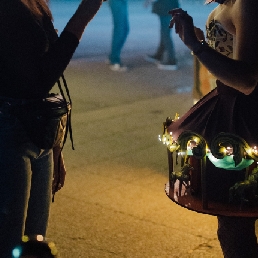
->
[201,154,208,210]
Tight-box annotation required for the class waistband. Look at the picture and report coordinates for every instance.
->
[0,96,39,106]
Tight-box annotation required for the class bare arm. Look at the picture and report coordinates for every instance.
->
[169,0,258,95]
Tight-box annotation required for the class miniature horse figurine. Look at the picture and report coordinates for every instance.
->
[229,168,258,209]
[171,164,194,196]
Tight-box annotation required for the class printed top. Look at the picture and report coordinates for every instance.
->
[206,19,233,58]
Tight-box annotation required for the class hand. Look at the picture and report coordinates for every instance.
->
[169,8,199,50]
[52,146,66,194]
[80,0,103,23]
[64,0,103,40]
[194,27,205,41]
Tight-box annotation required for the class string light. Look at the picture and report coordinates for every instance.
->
[159,119,258,170]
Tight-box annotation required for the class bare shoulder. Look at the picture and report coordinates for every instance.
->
[234,0,258,20]
[233,0,258,65]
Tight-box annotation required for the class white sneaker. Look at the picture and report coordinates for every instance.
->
[157,63,178,71]
[109,64,128,72]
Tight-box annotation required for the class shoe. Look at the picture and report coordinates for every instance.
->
[109,64,128,72]
[157,63,178,71]
[144,55,161,64]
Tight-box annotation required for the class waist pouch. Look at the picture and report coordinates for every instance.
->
[12,93,71,149]
[11,75,73,150]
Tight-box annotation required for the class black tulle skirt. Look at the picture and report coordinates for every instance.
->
[166,80,258,208]
[168,80,258,147]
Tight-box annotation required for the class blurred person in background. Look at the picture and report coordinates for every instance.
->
[107,0,129,72]
[168,0,258,257]
[0,0,102,257]
[144,0,179,70]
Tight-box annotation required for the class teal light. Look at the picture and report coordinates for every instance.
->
[207,153,254,170]
[12,247,22,258]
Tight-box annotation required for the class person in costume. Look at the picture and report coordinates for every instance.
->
[0,0,102,257]
[168,0,258,257]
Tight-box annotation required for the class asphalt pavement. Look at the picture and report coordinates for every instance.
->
[45,1,255,257]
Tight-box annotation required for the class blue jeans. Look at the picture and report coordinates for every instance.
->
[155,15,176,64]
[108,0,129,64]
[0,100,53,257]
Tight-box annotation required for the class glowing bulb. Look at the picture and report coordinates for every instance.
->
[36,235,44,241]
[246,148,252,155]
[12,247,22,258]
[174,113,180,120]
[22,235,29,242]
[219,147,226,154]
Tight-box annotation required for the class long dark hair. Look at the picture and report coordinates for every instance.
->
[21,0,53,20]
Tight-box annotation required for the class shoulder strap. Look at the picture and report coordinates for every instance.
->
[57,74,74,150]
[52,74,74,202]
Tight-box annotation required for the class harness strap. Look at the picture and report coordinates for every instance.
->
[52,74,74,202]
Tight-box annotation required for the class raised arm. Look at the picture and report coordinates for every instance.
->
[169,0,258,95]
[64,0,103,40]
[0,0,103,98]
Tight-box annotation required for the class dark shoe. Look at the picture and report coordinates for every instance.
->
[144,55,161,64]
